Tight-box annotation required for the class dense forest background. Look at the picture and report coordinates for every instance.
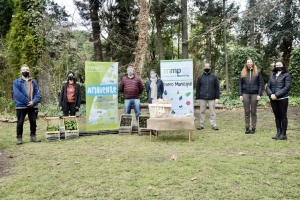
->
[1,0,300,106]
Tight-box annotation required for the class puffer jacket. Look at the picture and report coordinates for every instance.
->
[119,75,144,99]
[266,72,291,99]
[146,79,164,103]
[196,72,220,100]
[238,70,263,96]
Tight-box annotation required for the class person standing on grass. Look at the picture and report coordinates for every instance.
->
[195,63,220,131]
[266,59,291,140]
[13,64,41,145]
[59,71,81,116]
[238,58,264,134]
[119,66,144,122]
[146,69,164,135]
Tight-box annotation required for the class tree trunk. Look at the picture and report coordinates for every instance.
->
[223,0,229,94]
[154,4,165,60]
[181,0,188,59]
[249,0,255,47]
[89,0,103,61]
[281,0,293,67]
[36,56,54,104]
[134,0,150,77]
[205,0,213,63]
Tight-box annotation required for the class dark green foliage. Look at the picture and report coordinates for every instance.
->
[0,0,13,37]
[228,46,261,99]
[289,45,300,97]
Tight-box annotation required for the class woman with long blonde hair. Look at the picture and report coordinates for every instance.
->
[238,58,263,134]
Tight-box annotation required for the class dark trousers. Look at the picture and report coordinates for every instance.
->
[242,94,258,128]
[63,102,75,116]
[270,98,288,130]
[16,108,38,137]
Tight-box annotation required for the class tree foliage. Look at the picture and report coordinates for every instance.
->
[289,44,300,96]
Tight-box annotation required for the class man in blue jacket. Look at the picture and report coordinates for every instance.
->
[196,63,220,130]
[13,64,41,145]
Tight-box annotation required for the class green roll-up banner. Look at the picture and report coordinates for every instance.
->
[85,62,119,131]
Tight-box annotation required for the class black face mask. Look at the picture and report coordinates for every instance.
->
[68,76,74,80]
[275,67,284,72]
[204,68,210,73]
[22,72,29,77]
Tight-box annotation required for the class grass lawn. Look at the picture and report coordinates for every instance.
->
[0,106,300,199]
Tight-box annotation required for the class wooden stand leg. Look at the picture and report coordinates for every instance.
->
[189,130,191,143]
[150,130,152,142]
[156,130,158,138]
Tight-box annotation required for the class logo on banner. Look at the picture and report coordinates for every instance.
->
[163,66,191,77]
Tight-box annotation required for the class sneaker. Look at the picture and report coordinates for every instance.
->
[212,126,219,130]
[197,126,204,130]
[16,137,23,145]
[30,136,41,142]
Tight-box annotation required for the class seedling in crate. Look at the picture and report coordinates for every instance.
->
[65,120,77,130]
[139,117,148,128]
[120,117,132,127]
[46,125,59,131]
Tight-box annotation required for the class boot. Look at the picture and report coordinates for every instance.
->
[277,129,287,140]
[250,128,256,134]
[16,136,22,145]
[30,135,41,142]
[245,127,250,134]
[272,128,281,139]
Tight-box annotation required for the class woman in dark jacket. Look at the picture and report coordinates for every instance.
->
[146,69,164,136]
[266,60,291,140]
[59,71,81,116]
[146,69,164,103]
[239,58,263,134]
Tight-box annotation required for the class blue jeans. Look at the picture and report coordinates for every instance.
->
[124,99,141,122]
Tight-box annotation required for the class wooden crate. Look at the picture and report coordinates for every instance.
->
[63,116,79,139]
[46,131,60,141]
[149,99,172,118]
[65,130,79,139]
[63,116,78,131]
[45,117,60,141]
[118,114,132,135]
[138,115,150,136]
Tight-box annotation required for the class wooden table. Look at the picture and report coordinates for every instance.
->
[147,116,196,142]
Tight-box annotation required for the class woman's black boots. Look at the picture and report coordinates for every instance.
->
[272,128,281,139]
[278,129,287,140]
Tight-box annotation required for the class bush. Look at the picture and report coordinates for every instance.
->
[289,45,300,97]
[0,97,15,113]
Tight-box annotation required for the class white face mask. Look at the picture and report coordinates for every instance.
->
[150,74,156,78]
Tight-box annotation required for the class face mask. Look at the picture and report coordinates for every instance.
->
[204,68,210,73]
[150,74,156,78]
[128,71,133,76]
[22,72,29,77]
[68,76,74,80]
[275,67,284,72]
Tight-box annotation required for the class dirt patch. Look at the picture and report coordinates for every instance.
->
[0,148,11,178]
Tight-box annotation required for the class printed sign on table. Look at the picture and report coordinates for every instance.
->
[160,59,194,116]
[85,62,119,131]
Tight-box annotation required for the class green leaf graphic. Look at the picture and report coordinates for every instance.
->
[185,92,191,97]
[164,90,167,95]
[179,96,182,100]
